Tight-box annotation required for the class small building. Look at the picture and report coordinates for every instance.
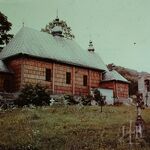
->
[101,70,129,101]
[138,73,150,106]
[0,18,108,95]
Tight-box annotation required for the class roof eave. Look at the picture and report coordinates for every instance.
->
[101,79,130,84]
[3,53,106,72]
[0,70,14,74]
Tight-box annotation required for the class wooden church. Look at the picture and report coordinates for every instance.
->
[0,17,129,100]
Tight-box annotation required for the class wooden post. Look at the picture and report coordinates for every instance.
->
[88,70,91,95]
[122,126,125,137]
[52,63,55,94]
[20,59,24,89]
[115,81,118,99]
[129,120,132,150]
[113,81,117,103]
[72,67,75,95]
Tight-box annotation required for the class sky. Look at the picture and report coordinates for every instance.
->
[0,0,150,72]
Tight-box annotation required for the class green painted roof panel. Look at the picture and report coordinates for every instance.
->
[0,27,107,71]
[104,70,129,83]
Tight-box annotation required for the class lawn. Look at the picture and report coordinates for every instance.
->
[0,105,150,150]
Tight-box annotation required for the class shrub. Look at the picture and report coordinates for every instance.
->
[64,95,79,105]
[63,95,93,106]
[51,95,66,106]
[80,95,92,106]
[93,89,106,106]
[93,89,106,112]
[15,84,50,107]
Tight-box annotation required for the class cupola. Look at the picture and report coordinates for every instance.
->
[88,40,95,52]
[51,16,63,37]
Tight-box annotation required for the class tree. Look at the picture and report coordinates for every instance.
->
[107,63,116,71]
[94,89,106,112]
[41,17,75,40]
[129,80,138,95]
[15,84,51,107]
[0,11,13,50]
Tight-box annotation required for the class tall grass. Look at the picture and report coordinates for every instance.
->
[0,105,149,150]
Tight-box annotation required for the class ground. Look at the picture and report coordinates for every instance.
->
[0,105,150,150]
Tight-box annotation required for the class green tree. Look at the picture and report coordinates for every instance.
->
[94,89,106,112]
[15,84,51,107]
[129,80,138,95]
[0,11,13,50]
[41,17,75,40]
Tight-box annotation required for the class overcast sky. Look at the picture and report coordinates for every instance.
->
[0,0,150,72]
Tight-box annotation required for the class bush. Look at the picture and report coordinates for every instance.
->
[64,95,79,105]
[93,89,106,106]
[80,95,92,106]
[51,95,66,106]
[15,84,51,107]
[64,95,92,106]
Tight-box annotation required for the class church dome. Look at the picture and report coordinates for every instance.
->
[51,17,63,37]
[51,26,62,34]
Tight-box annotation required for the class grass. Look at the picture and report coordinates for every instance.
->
[0,105,150,150]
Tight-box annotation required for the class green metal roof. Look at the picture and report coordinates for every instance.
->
[103,70,129,83]
[0,27,107,71]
